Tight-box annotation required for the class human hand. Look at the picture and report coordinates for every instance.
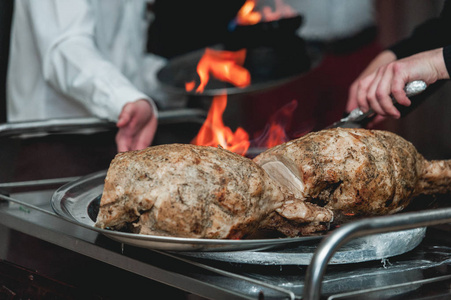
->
[115,99,158,152]
[346,50,397,124]
[347,48,448,121]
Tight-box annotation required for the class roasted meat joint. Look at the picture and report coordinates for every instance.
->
[95,143,332,239]
[95,128,451,239]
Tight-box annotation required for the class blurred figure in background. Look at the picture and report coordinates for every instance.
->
[5,0,246,181]
[7,0,169,153]
[5,0,175,181]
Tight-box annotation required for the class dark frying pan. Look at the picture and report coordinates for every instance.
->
[156,15,315,96]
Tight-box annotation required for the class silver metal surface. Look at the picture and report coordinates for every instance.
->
[50,171,426,261]
[0,117,115,138]
[0,109,206,138]
[178,227,425,265]
[50,171,323,252]
[303,207,451,300]
[1,180,451,299]
[1,189,293,299]
[328,80,427,128]
[0,177,79,189]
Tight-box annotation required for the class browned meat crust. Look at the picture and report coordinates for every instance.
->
[95,144,332,239]
[254,128,451,222]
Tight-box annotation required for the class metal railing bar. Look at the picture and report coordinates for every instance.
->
[303,207,451,300]
[0,177,79,189]
[327,274,451,300]
[0,109,207,138]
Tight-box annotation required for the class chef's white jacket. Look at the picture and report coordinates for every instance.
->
[7,0,162,122]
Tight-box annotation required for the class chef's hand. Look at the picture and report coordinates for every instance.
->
[346,50,397,126]
[116,99,158,152]
[347,48,448,122]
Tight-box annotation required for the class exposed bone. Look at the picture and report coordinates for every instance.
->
[259,159,306,200]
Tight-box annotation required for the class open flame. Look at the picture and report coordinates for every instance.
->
[236,0,261,25]
[188,47,297,156]
[186,48,251,155]
[191,94,250,156]
[236,0,297,25]
[187,48,250,93]
[252,99,297,148]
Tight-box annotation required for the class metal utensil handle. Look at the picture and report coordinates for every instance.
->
[347,80,427,123]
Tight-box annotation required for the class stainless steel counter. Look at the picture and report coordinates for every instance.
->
[2,116,451,299]
[2,181,451,299]
[0,186,296,299]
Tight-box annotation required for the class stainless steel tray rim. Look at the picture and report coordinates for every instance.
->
[50,171,426,255]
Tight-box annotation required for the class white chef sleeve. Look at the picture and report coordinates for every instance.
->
[25,0,155,121]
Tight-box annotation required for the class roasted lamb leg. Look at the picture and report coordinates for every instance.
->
[95,144,332,239]
[254,128,451,223]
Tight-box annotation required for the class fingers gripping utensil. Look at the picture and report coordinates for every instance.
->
[327,80,427,128]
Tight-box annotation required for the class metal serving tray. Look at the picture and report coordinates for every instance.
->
[178,227,425,265]
[50,171,426,260]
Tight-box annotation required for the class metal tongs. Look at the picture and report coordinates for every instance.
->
[327,80,427,128]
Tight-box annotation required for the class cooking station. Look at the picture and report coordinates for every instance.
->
[2,3,451,299]
[1,118,451,300]
[2,165,451,299]
[2,38,451,300]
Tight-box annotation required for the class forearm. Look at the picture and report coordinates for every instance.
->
[356,50,397,78]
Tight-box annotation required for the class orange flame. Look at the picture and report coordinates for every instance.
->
[253,100,297,149]
[191,94,250,156]
[236,0,297,25]
[188,45,297,156]
[196,48,250,93]
[185,81,196,92]
[188,48,251,155]
[236,0,262,25]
